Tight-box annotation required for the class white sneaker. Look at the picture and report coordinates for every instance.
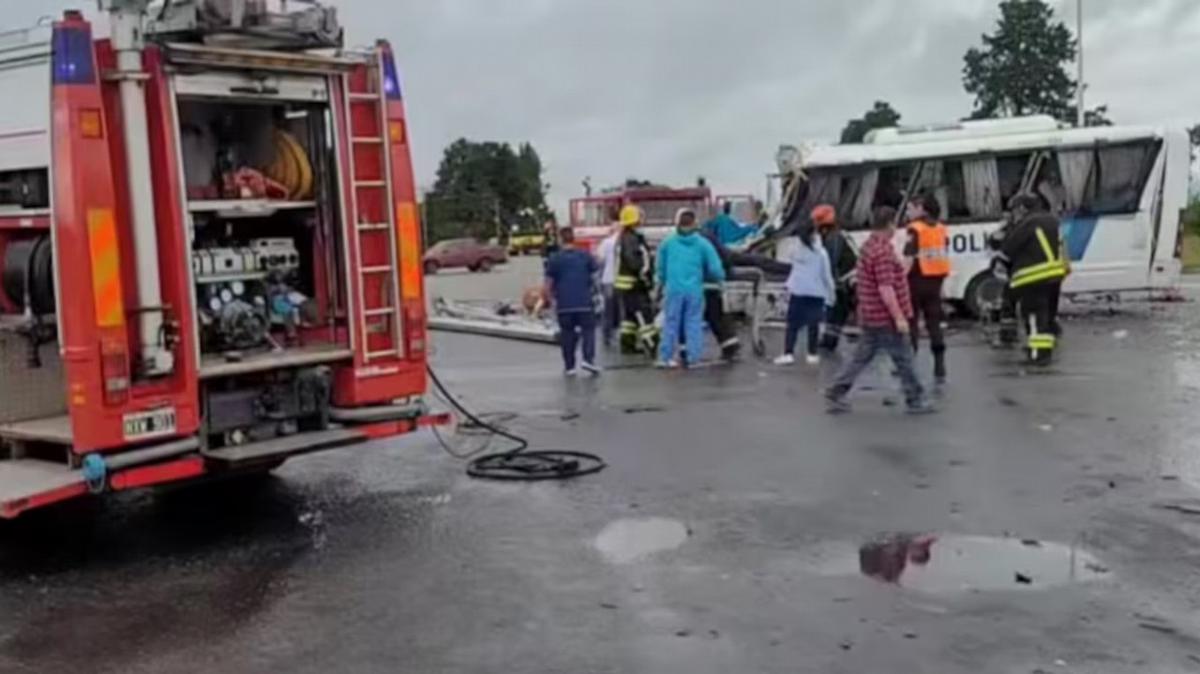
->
[774,354,796,366]
[564,369,579,377]
[805,354,821,366]
[581,362,602,376]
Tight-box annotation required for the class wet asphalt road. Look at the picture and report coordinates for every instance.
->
[3,264,1200,672]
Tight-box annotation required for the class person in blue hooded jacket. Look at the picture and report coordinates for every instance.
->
[703,201,758,247]
[656,208,726,368]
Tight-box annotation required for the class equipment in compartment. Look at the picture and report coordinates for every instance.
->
[180,101,318,202]
[1,235,56,367]
[204,366,332,449]
[192,237,301,284]
[2,236,55,316]
[194,236,310,352]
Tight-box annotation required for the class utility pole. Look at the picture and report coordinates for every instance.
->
[1076,0,1085,128]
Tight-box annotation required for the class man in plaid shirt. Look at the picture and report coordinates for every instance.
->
[826,206,935,415]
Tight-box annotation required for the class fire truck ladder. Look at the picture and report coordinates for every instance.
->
[343,54,402,364]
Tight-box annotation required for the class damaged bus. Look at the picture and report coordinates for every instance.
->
[773,116,1192,314]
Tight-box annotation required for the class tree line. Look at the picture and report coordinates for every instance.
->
[841,0,1113,144]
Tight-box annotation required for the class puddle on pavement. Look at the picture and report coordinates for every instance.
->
[595,517,689,564]
[815,534,1109,593]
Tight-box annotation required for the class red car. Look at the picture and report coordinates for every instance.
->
[423,238,508,274]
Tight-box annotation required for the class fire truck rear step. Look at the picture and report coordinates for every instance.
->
[202,428,364,466]
[0,459,83,505]
[0,415,73,445]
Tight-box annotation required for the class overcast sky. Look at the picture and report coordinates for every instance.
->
[9,0,1200,210]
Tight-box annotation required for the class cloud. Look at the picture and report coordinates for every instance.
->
[7,0,1199,210]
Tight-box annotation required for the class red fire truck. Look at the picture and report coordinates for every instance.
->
[569,185,758,251]
[0,1,442,518]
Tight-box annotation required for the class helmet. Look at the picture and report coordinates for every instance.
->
[811,204,837,227]
[619,205,643,228]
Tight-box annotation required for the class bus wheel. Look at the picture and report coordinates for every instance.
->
[964,272,1007,319]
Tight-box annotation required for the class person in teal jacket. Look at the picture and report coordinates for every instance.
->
[703,201,758,246]
[657,208,726,367]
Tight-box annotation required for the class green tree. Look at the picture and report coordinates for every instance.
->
[1083,105,1113,128]
[423,139,550,244]
[963,0,1079,122]
[839,101,902,144]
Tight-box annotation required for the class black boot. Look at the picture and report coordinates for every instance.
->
[933,348,947,384]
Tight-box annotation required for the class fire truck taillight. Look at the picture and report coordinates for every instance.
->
[51,16,96,86]
[101,345,130,406]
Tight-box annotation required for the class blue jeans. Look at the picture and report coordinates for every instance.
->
[783,295,825,356]
[827,327,925,407]
[558,311,596,371]
[661,291,705,364]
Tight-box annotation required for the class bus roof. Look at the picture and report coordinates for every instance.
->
[802,122,1169,169]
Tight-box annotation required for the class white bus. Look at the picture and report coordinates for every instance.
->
[777,116,1192,314]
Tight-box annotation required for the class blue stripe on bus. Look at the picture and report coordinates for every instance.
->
[1061,215,1098,262]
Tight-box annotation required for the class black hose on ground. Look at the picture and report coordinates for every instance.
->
[425,365,606,481]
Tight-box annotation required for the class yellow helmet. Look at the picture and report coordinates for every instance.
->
[619,205,643,228]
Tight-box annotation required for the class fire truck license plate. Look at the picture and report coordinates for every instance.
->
[123,408,178,441]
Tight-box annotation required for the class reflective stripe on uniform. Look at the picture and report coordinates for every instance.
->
[614,276,636,291]
[1028,334,1056,350]
[1011,228,1068,289]
[620,321,638,336]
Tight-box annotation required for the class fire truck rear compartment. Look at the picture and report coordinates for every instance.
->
[177,93,351,448]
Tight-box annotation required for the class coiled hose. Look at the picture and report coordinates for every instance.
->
[425,365,606,481]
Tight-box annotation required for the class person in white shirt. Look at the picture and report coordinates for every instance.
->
[595,223,621,347]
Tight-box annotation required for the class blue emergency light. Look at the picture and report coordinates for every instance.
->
[51,21,96,85]
[382,52,402,100]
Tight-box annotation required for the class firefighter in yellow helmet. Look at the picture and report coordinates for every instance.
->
[614,205,657,354]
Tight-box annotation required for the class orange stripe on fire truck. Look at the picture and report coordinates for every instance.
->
[86,208,125,328]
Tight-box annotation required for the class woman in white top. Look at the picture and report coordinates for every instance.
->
[775,223,836,366]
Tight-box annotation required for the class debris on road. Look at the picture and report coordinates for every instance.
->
[623,405,667,415]
[1136,614,1178,635]
[429,297,559,344]
[1156,502,1200,516]
[1014,572,1033,585]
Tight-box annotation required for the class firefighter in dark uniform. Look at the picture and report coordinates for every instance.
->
[614,205,657,354]
[997,194,1068,365]
[903,192,951,383]
[813,205,858,352]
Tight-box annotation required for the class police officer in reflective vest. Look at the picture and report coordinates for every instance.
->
[998,194,1068,366]
[904,192,951,384]
[614,205,657,354]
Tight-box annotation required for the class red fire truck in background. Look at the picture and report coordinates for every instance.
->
[0,1,442,518]
[570,184,758,251]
